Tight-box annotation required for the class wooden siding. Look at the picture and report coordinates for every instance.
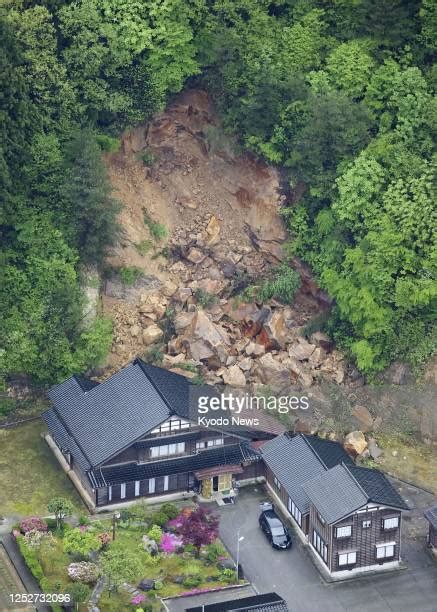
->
[96,472,191,506]
[265,465,308,534]
[429,525,437,548]
[310,503,402,572]
[103,431,241,467]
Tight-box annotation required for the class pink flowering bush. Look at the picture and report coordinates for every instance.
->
[12,529,20,539]
[97,532,111,546]
[24,529,55,549]
[179,586,223,597]
[160,532,183,554]
[130,593,146,605]
[67,561,99,583]
[20,517,48,534]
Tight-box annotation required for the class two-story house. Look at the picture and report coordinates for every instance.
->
[261,432,408,577]
[43,359,266,509]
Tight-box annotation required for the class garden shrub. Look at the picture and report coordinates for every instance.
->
[153,579,163,590]
[150,510,170,527]
[63,528,101,556]
[20,517,48,533]
[17,536,44,582]
[147,524,163,543]
[24,530,55,550]
[219,568,236,583]
[160,503,179,520]
[67,561,100,583]
[183,575,202,588]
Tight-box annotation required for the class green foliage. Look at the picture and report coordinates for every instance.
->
[63,528,101,556]
[17,536,44,583]
[136,239,154,256]
[118,266,144,286]
[65,582,91,606]
[0,398,16,418]
[244,264,301,304]
[194,290,218,308]
[96,134,120,152]
[139,150,156,166]
[100,547,144,591]
[147,524,163,544]
[143,210,168,241]
[47,497,74,529]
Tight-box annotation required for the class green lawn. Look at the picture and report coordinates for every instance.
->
[0,420,83,517]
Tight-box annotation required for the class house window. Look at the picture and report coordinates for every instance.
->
[312,530,328,563]
[163,475,169,491]
[134,480,140,496]
[151,418,191,435]
[273,476,281,491]
[376,543,395,559]
[108,485,112,501]
[120,483,126,499]
[382,517,399,530]
[288,498,302,527]
[148,478,155,494]
[362,520,371,529]
[335,525,352,539]
[207,438,224,447]
[338,551,357,567]
[150,442,185,458]
[196,441,206,450]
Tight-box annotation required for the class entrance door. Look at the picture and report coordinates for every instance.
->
[212,476,219,492]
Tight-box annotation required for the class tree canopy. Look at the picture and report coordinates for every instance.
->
[1,0,435,381]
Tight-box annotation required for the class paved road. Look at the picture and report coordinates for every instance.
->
[213,485,437,612]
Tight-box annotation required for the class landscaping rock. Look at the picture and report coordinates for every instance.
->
[368,437,383,460]
[138,578,155,591]
[343,431,368,457]
[218,558,236,570]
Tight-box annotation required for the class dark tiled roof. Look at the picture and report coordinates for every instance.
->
[302,434,354,469]
[136,359,191,418]
[261,433,328,514]
[73,375,99,392]
[348,465,409,510]
[302,464,368,524]
[90,443,260,487]
[43,407,91,471]
[424,505,437,529]
[46,362,171,467]
[186,592,288,612]
[303,463,409,524]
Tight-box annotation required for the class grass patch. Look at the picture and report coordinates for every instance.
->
[376,433,437,494]
[118,266,144,286]
[143,210,168,242]
[138,150,155,166]
[241,263,301,304]
[194,289,218,308]
[135,239,154,256]
[0,420,83,516]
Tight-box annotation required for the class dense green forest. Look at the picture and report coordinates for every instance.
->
[1,0,435,386]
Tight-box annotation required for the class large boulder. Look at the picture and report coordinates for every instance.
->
[310,331,334,352]
[256,353,290,389]
[343,431,367,457]
[352,405,374,433]
[189,310,229,349]
[174,311,196,334]
[205,215,221,246]
[222,364,246,387]
[288,338,316,361]
[368,437,383,460]
[186,247,206,264]
[142,324,163,345]
[262,310,288,349]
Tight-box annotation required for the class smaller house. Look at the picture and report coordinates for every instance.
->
[261,433,408,577]
[186,592,288,612]
[303,463,408,576]
[424,505,437,550]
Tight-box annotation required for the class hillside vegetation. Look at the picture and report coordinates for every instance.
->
[1,0,435,385]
